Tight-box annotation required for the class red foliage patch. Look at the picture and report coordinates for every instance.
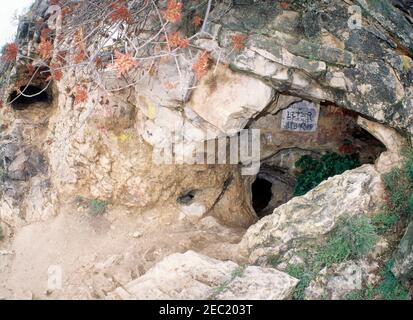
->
[40,28,52,40]
[113,50,138,78]
[192,15,202,27]
[231,33,247,51]
[47,63,64,81]
[27,63,35,76]
[110,1,133,24]
[74,86,88,105]
[168,32,189,48]
[74,50,87,64]
[2,43,18,62]
[164,0,183,23]
[280,1,290,10]
[192,50,210,79]
[39,37,53,59]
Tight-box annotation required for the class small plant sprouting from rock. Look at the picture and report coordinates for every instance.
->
[210,266,246,299]
[75,196,108,216]
[294,152,361,196]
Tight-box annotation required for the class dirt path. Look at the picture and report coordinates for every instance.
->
[0,204,245,299]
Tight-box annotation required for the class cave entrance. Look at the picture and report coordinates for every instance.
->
[9,85,50,110]
[250,165,295,219]
[251,177,273,217]
[246,100,387,220]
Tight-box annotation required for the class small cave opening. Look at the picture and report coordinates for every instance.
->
[8,85,50,110]
[251,176,273,218]
[177,190,197,205]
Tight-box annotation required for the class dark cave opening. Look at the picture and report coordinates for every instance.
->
[251,177,273,218]
[9,85,50,110]
[177,190,197,205]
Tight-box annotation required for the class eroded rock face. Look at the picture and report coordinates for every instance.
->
[0,101,57,227]
[199,0,413,134]
[107,251,298,300]
[357,116,408,173]
[0,0,412,300]
[239,164,383,264]
[1,0,411,229]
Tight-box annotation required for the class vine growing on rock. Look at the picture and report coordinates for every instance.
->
[0,0,238,109]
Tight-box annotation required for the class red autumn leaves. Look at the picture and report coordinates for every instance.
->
[231,34,247,51]
[193,50,210,79]
[113,50,138,78]
[39,38,53,60]
[110,0,133,24]
[0,0,223,110]
[168,32,189,49]
[2,43,18,62]
[74,85,88,105]
[164,0,183,23]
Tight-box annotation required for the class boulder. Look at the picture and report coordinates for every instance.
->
[107,251,298,300]
[239,164,383,264]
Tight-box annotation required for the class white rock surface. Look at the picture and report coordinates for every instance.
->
[188,65,274,135]
[107,251,298,300]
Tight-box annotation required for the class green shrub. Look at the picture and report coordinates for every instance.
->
[89,199,108,216]
[267,255,280,267]
[286,263,313,300]
[315,215,378,268]
[382,147,413,220]
[376,259,409,300]
[0,225,4,241]
[294,152,361,196]
[75,196,108,216]
[345,285,376,300]
[371,212,399,234]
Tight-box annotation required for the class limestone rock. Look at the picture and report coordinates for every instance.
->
[107,251,298,300]
[305,260,380,300]
[357,116,407,173]
[188,65,274,135]
[239,165,383,264]
[209,1,413,133]
[392,221,413,280]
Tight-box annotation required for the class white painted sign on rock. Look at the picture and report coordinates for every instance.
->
[281,101,320,132]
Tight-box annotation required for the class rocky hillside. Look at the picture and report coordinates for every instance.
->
[0,0,412,300]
